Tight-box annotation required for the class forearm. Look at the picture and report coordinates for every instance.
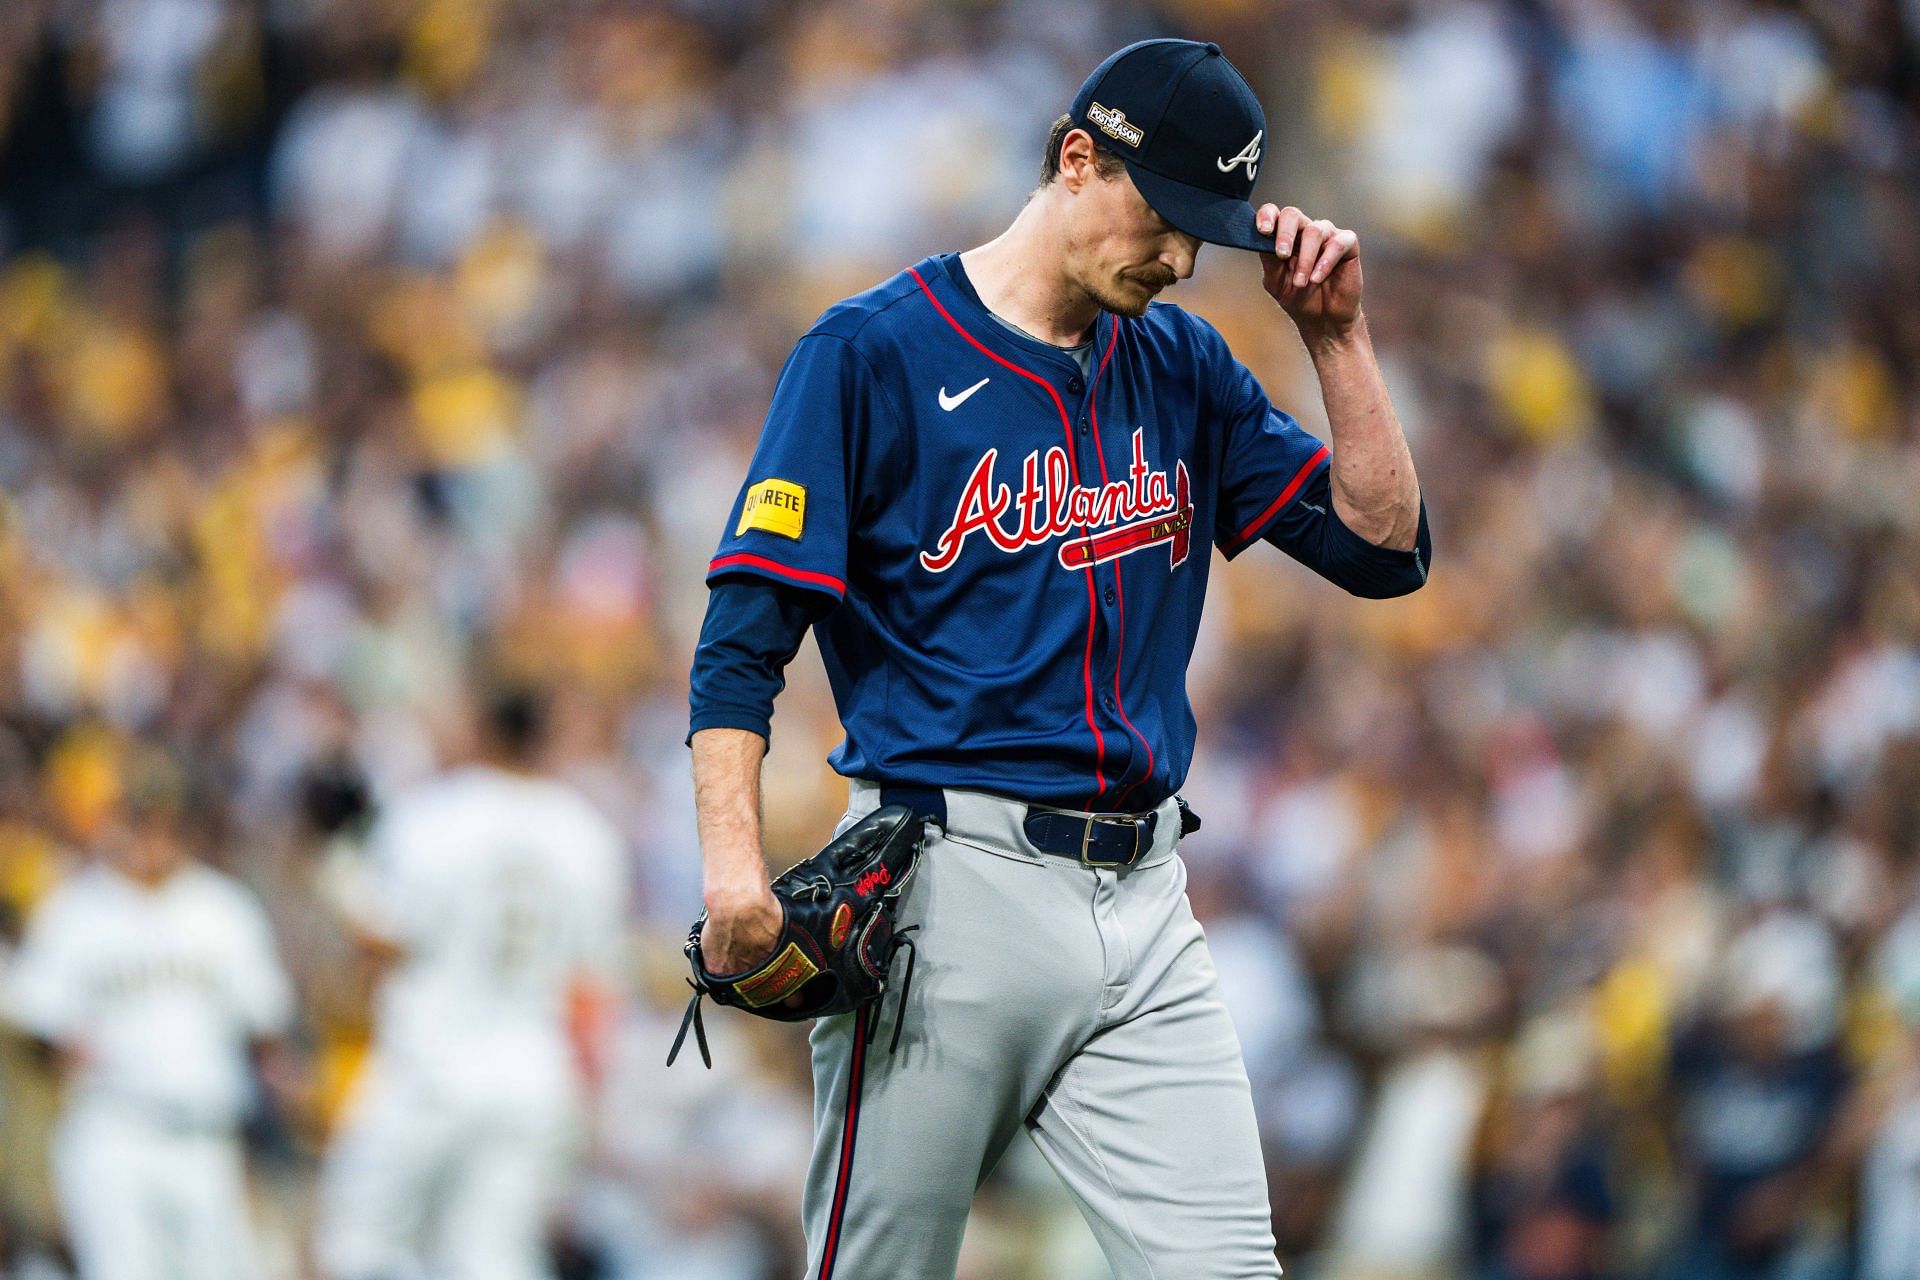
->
[690,727,771,908]
[566,977,616,1098]
[1303,314,1420,550]
[685,578,820,972]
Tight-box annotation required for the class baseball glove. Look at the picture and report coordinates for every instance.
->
[667,804,928,1068]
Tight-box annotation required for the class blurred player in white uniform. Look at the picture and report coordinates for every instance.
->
[316,686,628,1280]
[3,750,295,1280]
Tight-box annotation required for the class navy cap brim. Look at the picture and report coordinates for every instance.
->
[1123,158,1272,254]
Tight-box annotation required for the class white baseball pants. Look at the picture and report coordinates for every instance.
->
[51,1100,258,1280]
[315,1058,576,1280]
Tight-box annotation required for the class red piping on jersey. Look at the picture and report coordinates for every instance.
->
[709,552,847,596]
[1230,445,1331,550]
[908,266,1107,797]
[1082,320,1158,811]
[816,1013,868,1279]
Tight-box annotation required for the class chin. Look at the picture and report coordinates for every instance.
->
[1091,280,1154,319]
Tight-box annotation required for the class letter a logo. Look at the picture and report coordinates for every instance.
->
[1217,131,1262,181]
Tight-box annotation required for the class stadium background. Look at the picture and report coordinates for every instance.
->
[3,0,1920,1277]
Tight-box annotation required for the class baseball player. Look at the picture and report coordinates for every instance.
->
[315,685,627,1280]
[3,749,295,1280]
[688,39,1430,1279]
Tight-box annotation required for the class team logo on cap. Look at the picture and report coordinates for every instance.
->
[1087,102,1143,148]
[1217,130,1263,180]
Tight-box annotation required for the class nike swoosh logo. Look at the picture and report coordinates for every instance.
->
[938,377,990,412]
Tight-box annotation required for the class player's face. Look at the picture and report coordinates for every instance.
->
[109,815,188,885]
[1073,168,1201,318]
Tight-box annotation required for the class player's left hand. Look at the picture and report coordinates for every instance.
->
[1255,204,1362,339]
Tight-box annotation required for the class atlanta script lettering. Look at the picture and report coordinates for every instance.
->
[920,429,1194,573]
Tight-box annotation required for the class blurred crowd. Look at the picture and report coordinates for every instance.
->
[2,0,1920,1277]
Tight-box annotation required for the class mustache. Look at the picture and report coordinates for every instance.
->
[1127,269,1178,290]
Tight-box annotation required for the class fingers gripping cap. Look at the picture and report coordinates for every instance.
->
[1068,39,1271,253]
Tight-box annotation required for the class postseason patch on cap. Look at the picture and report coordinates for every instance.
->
[1086,102,1143,148]
[736,477,807,539]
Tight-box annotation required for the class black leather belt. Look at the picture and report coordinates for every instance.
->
[1023,807,1160,866]
[876,786,1201,869]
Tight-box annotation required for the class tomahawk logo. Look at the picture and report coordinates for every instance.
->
[1217,130,1262,180]
[920,430,1194,573]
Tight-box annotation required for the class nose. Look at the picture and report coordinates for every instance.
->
[1161,234,1199,280]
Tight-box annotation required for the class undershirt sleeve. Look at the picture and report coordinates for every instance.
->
[1260,467,1432,599]
[687,576,832,743]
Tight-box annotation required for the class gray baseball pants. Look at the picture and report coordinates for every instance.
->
[801,781,1282,1279]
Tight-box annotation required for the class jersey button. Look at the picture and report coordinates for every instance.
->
[1068,375,1085,394]
[1078,418,1089,436]
[1103,585,1116,605]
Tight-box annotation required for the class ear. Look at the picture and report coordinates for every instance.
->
[1057,127,1103,193]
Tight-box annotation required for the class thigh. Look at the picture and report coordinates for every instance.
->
[1026,867,1281,1280]
[52,1110,156,1280]
[800,828,1104,1280]
[435,1121,570,1280]
[160,1135,257,1280]
[802,1010,1003,1280]
[316,1065,450,1280]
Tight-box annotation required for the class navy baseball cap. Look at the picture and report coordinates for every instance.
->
[1068,39,1271,253]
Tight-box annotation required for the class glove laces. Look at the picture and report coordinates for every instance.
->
[666,981,710,1069]
[867,926,921,1056]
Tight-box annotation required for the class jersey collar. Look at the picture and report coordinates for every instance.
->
[925,253,1116,383]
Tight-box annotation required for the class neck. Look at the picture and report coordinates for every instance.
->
[479,749,538,777]
[959,199,1102,347]
[121,864,181,890]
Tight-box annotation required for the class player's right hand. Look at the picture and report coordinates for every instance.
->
[699,884,785,975]
[1255,203,1363,340]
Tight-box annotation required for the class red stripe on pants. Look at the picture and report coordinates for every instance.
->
[817,1013,869,1279]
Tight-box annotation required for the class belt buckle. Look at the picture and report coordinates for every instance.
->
[1080,813,1144,867]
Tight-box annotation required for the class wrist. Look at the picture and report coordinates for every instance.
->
[703,871,771,911]
[1298,312,1368,359]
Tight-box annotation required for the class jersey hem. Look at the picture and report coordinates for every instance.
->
[708,553,847,599]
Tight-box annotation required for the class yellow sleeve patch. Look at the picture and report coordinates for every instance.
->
[735,478,807,539]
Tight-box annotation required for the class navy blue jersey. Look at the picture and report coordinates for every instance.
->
[707,252,1332,811]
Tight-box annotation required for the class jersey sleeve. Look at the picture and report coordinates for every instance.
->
[228,890,296,1039]
[4,893,85,1041]
[707,334,887,602]
[356,802,435,948]
[1200,320,1333,559]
